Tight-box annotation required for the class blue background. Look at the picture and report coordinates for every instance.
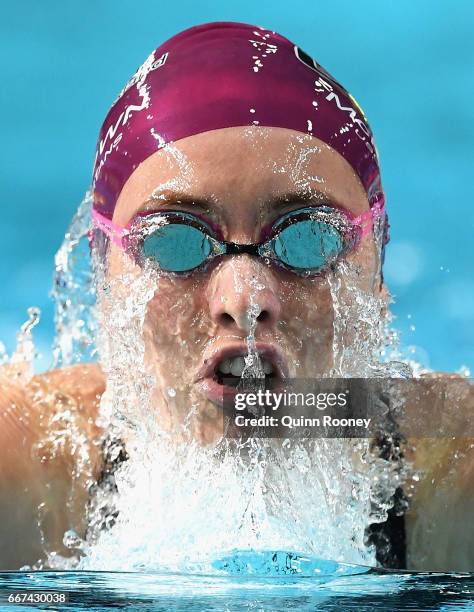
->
[1,0,473,372]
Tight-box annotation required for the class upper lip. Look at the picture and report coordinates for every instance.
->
[194,342,289,383]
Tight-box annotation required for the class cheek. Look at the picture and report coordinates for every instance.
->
[345,237,381,291]
[142,278,211,378]
[276,276,335,374]
[279,277,334,326]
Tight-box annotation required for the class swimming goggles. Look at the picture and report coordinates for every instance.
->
[91,194,386,277]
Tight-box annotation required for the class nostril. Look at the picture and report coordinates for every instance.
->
[220,312,234,326]
[257,310,271,323]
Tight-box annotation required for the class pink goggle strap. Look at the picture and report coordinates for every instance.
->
[91,209,129,247]
[353,193,387,240]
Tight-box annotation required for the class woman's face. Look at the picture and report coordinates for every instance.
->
[106,126,384,443]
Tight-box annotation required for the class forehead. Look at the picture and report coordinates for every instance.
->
[113,126,369,225]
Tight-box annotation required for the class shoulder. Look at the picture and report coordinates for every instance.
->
[404,372,474,571]
[30,362,105,409]
[32,363,105,433]
[0,363,105,461]
[0,363,107,568]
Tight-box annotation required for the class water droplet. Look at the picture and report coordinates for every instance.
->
[63,529,83,549]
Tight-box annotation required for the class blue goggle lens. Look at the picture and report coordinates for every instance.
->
[142,223,212,273]
[272,218,343,271]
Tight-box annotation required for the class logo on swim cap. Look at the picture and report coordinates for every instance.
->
[118,51,169,101]
[293,46,333,81]
[349,93,368,123]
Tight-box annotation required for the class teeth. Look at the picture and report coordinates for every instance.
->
[230,356,246,377]
[217,356,274,376]
[219,358,231,374]
[262,359,274,375]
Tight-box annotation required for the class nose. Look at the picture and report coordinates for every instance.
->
[207,255,281,333]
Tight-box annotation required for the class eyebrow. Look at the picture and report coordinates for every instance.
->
[137,189,343,216]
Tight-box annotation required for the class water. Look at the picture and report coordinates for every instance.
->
[0,559,473,611]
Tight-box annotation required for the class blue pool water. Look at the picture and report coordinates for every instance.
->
[0,566,473,611]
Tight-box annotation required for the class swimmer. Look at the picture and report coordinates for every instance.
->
[0,22,472,572]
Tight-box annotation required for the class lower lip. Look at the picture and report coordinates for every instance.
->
[195,377,242,407]
[195,376,283,407]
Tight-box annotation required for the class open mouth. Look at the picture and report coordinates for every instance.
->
[214,354,277,387]
[195,343,287,406]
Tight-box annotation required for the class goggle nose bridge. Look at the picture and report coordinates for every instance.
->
[220,241,263,257]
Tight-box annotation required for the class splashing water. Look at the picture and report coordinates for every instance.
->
[51,192,98,368]
[240,277,265,388]
[1,141,433,574]
[69,181,408,573]
[1,307,41,385]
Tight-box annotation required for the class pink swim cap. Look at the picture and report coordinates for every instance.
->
[92,21,383,219]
